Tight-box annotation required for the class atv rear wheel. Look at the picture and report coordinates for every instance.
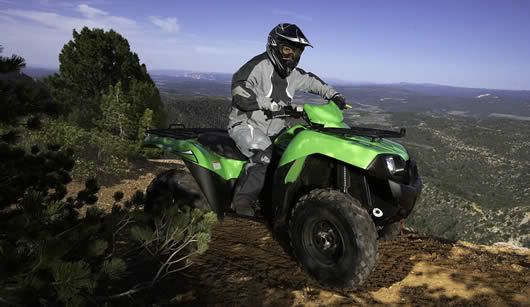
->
[289,189,378,288]
[144,169,208,213]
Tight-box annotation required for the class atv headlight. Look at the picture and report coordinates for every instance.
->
[386,156,405,174]
[367,154,408,182]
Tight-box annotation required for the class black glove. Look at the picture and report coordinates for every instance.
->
[263,103,285,119]
[268,101,282,112]
[330,93,347,110]
[264,100,283,118]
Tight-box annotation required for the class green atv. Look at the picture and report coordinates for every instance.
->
[143,101,422,288]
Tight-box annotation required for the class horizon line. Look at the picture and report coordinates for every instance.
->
[22,65,530,92]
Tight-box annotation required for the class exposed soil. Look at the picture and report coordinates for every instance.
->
[81,160,530,306]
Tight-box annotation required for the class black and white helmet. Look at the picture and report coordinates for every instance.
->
[266,23,312,78]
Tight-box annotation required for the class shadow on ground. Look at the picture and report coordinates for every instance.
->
[185,218,529,306]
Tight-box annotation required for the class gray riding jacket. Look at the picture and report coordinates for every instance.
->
[228,52,338,136]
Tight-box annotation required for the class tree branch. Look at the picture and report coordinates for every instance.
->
[151,236,196,283]
[102,281,153,300]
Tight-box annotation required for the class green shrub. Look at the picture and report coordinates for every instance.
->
[0,137,216,305]
[20,119,145,179]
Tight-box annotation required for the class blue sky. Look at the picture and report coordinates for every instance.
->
[1,0,529,90]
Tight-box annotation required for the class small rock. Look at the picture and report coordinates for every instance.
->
[171,290,195,303]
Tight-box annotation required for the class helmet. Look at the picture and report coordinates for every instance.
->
[266,23,312,78]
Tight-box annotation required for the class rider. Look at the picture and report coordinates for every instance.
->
[228,23,348,216]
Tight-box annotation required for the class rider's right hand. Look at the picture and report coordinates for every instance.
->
[330,93,350,110]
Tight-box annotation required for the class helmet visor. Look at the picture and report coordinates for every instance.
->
[279,43,304,69]
[279,44,304,60]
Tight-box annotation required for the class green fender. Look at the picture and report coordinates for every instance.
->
[280,129,409,183]
[143,134,245,180]
[304,102,346,128]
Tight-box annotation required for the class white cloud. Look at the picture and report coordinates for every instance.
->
[2,7,137,32]
[0,5,258,72]
[4,9,77,30]
[149,16,179,33]
[0,5,141,68]
[77,4,108,18]
[272,9,313,21]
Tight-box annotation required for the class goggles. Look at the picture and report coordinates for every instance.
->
[279,43,304,60]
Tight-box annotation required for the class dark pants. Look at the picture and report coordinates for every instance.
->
[228,123,274,207]
[232,146,273,206]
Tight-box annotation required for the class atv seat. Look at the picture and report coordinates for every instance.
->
[197,132,247,161]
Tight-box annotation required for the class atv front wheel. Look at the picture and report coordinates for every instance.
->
[289,189,378,288]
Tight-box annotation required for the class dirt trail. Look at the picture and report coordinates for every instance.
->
[192,219,529,306]
[88,160,530,306]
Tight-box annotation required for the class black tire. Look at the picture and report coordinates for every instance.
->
[377,222,401,240]
[289,189,378,288]
[144,169,208,214]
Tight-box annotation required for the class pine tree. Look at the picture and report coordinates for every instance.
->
[45,27,165,128]
[96,80,163,140]
[97,82,136,138]
[0,47,56,123]
[0,45,26,73]
[138,108,154,140]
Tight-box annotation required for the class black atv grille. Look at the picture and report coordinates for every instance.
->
[407,160,419,185]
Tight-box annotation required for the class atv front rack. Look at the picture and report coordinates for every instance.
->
[316,127,406,139]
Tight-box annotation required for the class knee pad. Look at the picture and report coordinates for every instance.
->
[229,124,272,158]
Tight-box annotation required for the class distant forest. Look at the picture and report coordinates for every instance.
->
[163,93,231,128]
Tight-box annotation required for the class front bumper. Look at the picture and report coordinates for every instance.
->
[388,168,422,218]
[369,160,422,225]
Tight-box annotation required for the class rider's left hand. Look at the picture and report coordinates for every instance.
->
[269,101,281,111]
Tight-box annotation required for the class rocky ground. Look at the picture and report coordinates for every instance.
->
[187,217,529,306]
[81,160,530,306]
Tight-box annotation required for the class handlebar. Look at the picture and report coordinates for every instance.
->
[264,102,352,120]
[264,105,304,119]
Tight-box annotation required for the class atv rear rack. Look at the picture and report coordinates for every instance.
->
[146,125,227,139]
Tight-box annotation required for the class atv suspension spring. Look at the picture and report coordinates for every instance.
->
[337,164,350,194]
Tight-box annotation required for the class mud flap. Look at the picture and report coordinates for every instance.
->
[184,161,235,221]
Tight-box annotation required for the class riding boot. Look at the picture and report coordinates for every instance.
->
[231,149,271,216]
